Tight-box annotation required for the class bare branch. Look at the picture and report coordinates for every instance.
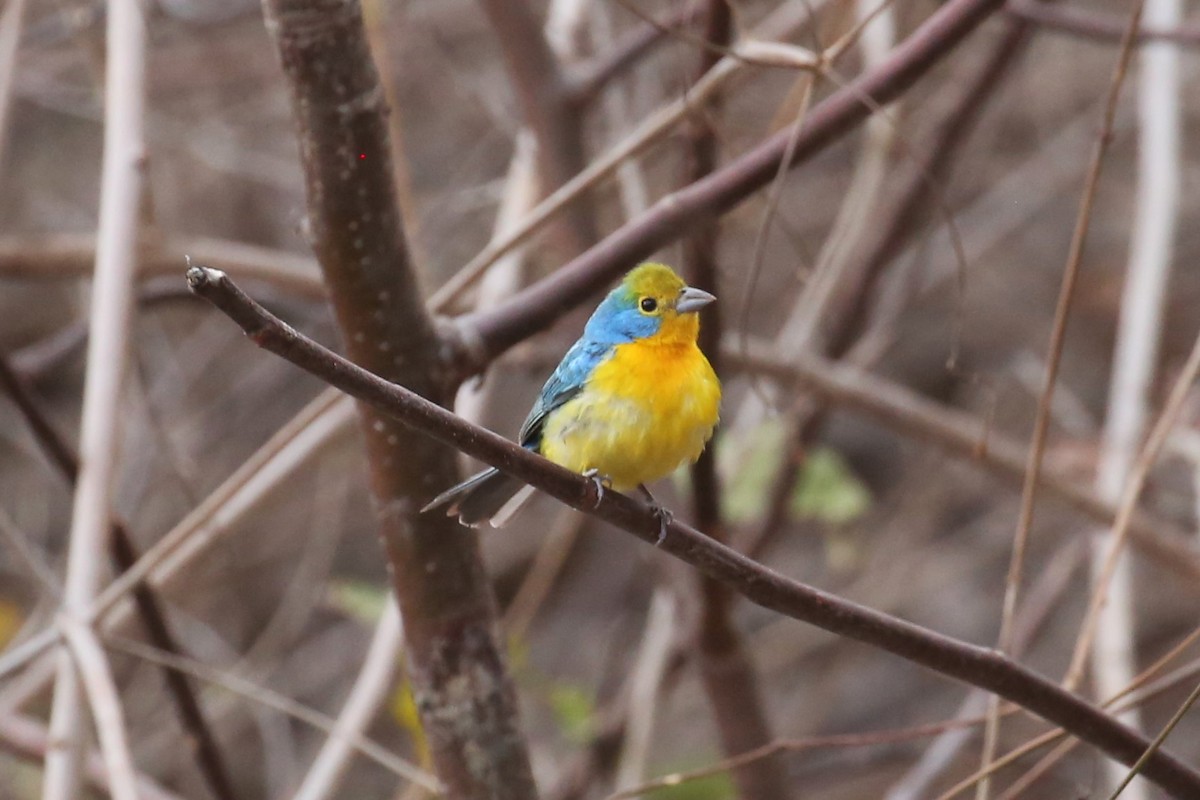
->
[58,617,140,800]
[725,341,1200,580]
[0,232,324,298]
[981,3,1145,791]
[259,0,537,795]
[1085,0,1183,790]
[42,0,147,795]
[478,0,596,249]
[462,0,1008,364]
[1005,0,1200,45]
[290,600,406,800]
[0,354,240,800]
[0,712,184,800]
[564,5,699,106]
[186,263,1200,798]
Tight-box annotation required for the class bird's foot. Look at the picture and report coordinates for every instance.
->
[582,468,612,509]
[637,484,673,546]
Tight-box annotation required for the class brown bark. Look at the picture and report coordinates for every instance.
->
[259,1,537,797]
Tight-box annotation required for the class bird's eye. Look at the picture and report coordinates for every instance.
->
[639,297,658,313]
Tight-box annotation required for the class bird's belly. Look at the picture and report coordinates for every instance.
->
[539,345,719,491]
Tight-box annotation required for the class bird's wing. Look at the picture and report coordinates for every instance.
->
[518,338,611,449]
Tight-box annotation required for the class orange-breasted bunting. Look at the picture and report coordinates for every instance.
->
[425,263,721,533]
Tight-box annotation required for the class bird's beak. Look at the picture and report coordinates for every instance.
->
[676,286,716,314]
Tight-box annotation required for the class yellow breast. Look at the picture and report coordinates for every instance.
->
[539,339,721,491]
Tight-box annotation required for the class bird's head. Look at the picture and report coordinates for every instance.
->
[584,263,716,346]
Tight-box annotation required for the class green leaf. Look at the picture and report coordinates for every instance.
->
[790,448,871,524]
[719,419,789,524]
[327,580,388,624]
[718,421,871,526]
[548,683,595,744]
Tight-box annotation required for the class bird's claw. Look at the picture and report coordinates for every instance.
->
[650,504,673,546]
[636,484,672,546]
[582,468,611,509]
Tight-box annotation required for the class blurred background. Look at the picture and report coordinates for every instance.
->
[1,0,1199,797]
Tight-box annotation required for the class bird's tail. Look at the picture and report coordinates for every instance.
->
[421,467,535,527]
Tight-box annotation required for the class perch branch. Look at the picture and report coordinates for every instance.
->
[187,263,1200,799]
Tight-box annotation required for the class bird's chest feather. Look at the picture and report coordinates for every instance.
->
[540,339,720,489]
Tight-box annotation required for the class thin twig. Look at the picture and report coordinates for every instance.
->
[609,716,989,800]
[1005,0,1200,45]
[42,0,146,796]
[186,263,1200,798]
[1108,678,1200,800]
[0,232,324,298]
[0,501,61,598]
[291,600,406,800]
[565,4,699,105]
[1066,331,1200,687]
[979,3,1145,793]
[0,712,183,800]
[0,352,240,800]
[58,616,140,800]
[1086,0,1182,791]
[104,635,441,792]
[613,588,677,790]
[463,0,1008,366]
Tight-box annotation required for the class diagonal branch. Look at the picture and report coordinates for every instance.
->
[725,342,1200,579]
[461,0,1007,363]
[187,263,1200,799]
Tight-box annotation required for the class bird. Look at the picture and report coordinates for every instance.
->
[423,262,721,540]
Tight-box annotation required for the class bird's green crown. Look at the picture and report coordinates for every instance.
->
[584,263,714,346]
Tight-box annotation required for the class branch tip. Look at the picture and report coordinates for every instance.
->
[185,263,226,291]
